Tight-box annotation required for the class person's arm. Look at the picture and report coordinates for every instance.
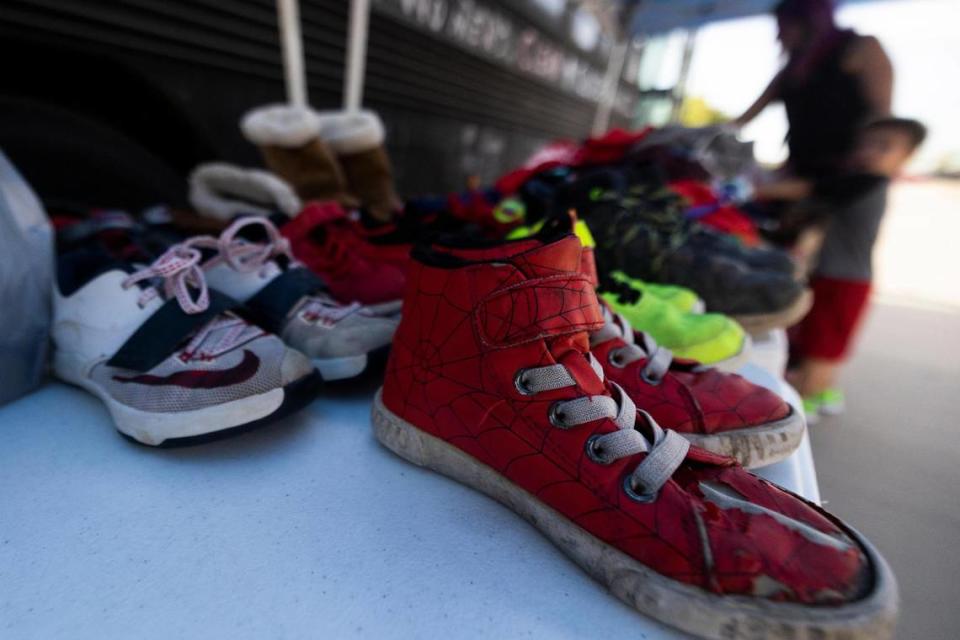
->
[844,35,893,117]
[734,73,782,127]
[754,177,814,202]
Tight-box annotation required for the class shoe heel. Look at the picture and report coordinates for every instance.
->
[51,349,90,387]
[372,389,428,467]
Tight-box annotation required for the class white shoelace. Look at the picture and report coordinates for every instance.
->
[515,352,689,499]
[121,244,260,361]
[590,307,674,384]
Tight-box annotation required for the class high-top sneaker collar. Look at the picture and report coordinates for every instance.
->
[412,234,607,396]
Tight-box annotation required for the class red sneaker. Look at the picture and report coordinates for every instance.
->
[339,215,415,274]
[341,205,486,276]
[589,308,804,468]
[374,233,896,638]
[430,229,805,468]
[280,201,405,308]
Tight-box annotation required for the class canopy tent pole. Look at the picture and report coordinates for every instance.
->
[277,0,307,107]
[343,0,371,113]
[590,0,643,136]
[670,28,698,123]
[591,39,630,136]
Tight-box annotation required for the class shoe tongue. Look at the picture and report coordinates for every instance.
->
[298,201,348,226]
[549,335,606,396]
[580,247,599,287]
[506,235,584,277]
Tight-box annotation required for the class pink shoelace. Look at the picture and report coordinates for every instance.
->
[191,217,361,327]
[122,244,209,313]
[121,244,261,362]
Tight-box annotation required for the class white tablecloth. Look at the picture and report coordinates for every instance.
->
[0,330,816,639]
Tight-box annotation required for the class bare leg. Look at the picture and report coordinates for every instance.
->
[793,357,841,397]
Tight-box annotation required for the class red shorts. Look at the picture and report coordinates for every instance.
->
[790,276,872,361]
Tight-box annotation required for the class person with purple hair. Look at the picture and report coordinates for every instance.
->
[736,0,893,178]
[737,0,905,423]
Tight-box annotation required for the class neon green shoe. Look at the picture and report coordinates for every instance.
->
[601,272,749,370]
[817,388,846,415]
[803,388,846,425]
[506,217,596,247]
[624,277,704,315]
[802,396,822,424]
[508,222,705,314]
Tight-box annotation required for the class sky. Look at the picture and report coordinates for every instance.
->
[677,0,960,172]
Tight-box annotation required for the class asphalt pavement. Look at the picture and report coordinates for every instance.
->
[807,179,960,640]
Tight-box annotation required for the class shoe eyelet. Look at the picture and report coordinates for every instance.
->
[607,350,626,368]
[585,435,610,465]
[548,402,570,429]
[514,369,535,396]
[623,475,658,503]
[640,368,662,386]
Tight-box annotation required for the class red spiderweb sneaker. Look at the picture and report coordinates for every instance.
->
[590,309,804,468]
[575,244,806,469]
[372,233,897,639]
[428,230,805,469]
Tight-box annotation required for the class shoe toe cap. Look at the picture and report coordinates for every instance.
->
[280,347,315,385]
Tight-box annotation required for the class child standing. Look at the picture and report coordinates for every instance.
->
[755,117,926,422]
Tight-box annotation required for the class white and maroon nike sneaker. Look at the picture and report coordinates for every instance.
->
[51,240,319,446]
[187,216,398,381]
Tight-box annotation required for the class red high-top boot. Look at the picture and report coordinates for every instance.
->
[373,233,896,639]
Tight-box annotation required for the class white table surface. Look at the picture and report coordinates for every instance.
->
[0,336,816,640]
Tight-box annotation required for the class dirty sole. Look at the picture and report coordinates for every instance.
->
[372,389,898,640]
[734,289,814,336]
[681,407,806,469]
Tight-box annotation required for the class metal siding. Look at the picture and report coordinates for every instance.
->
[0,0,639,193]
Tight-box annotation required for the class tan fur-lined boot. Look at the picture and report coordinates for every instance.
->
[240,104,355,205]
[318,111,402,222]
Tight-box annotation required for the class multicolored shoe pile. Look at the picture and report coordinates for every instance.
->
[40,111,897,638]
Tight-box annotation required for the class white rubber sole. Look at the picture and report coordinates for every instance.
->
[365,300,403,317]
[734,288,814,336]
[313,354,367,381]
[372,390,898,640]
[681,407,806,469]
[53,350,285,446]
[805,403,844,427]
[820,402,846,417]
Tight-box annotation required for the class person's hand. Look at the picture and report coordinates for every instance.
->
[725,119,745,134]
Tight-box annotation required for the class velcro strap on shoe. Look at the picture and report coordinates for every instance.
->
[475,274,603,348]
[107,290,238,372]
[244,268,327,333]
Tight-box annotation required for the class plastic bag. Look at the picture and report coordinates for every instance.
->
[0,150,53,406]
